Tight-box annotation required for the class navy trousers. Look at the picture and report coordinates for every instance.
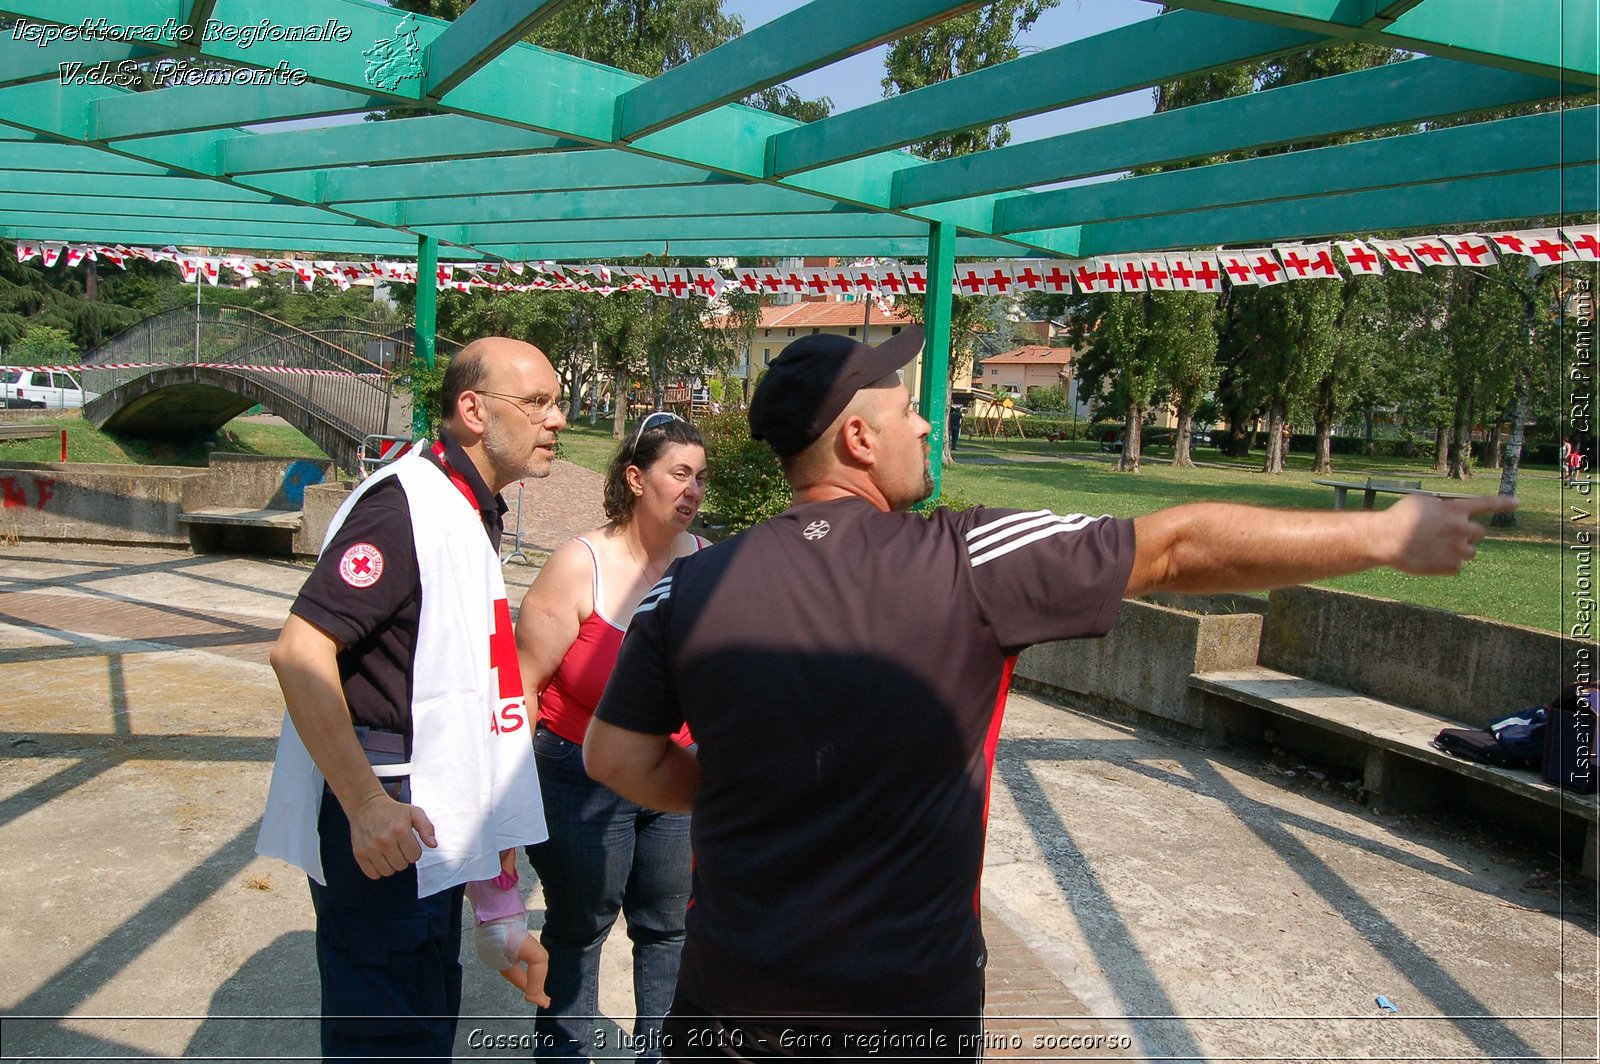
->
[309,790,465,1063]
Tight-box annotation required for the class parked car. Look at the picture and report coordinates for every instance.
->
[0,366,98,409]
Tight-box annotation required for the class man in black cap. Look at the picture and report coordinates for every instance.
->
[585,327,1512,1060]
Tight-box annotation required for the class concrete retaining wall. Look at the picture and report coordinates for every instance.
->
[295,479,355,556]
[1259,586,1572,727]
[1014,593,1267,730]
[1017,585,1573,735]
[0,454,339,554]
[181,453,335,514]
[0,461,205,546]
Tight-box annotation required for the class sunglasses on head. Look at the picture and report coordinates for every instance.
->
[628,410,684,459]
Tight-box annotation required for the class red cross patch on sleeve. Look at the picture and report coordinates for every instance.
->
[338,543,385,588]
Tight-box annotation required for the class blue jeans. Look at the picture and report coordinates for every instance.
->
[526,726,691,1061]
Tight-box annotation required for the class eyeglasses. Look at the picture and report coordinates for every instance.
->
[476,389,559,421]
[628,410,684,458]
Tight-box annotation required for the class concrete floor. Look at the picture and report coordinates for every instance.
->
[1,541,1596,1062]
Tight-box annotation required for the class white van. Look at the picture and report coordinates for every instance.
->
[0,366,98,409]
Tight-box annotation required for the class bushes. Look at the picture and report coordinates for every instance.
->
[698,410,791,534]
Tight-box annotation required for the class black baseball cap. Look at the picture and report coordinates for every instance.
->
[748,326,924,457]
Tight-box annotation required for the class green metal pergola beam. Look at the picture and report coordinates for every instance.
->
[423,0,576,98]
[310,149,738,203]
[221,114,574,174]
[0,37,154,86]
[894,57,1572,207]
[1075,163,1600,254]
[769,9,1323,177]
[93,82,383,139]
[0,193,361,225]
[1151,0,1598,81]
[479,237,1027,259]
[363,184,866,227]
[0,141,176,175]
[996,106,1596,232]
[0,225,434,256]
[0,209,399,241]
[614,0,981,141]
[0,1,1028,244]
[424,213,935,246]
[0,170,277,201]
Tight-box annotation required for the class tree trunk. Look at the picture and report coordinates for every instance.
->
[1313,373,1335,474]
[1117,404,1143,472]
[84,259,98,302]
[1363,407,1375,456]
[611,367,626,440]
[1492,367,1531,528]
[1482,420,1502,470]
[1172,404,1195,468]
[1432,424,1450,475]
[1448,389,1474,480]
[1261,400,1287,474]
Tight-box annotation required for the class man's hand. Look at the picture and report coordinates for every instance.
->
[347,791,437,879]
[1383,493,1517,575]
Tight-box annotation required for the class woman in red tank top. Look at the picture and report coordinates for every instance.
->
[513,412,707,1061]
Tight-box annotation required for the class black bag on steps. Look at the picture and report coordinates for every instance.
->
[1543,683,1599,795]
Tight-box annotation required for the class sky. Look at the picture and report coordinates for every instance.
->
[719,0,1160,145]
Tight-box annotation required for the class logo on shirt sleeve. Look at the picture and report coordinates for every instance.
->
[338,543,385,587]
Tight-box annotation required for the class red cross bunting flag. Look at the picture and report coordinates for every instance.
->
[1167,252,1220,291]
[1521,229,1579,265]
[734,266,763,293]
[15,242,39,263]
[872,265,906,296]
[1275,243,1338,280]
[983,262,1016,295]
[100,247,127,269]
[1009,262,1045,292]
[824,269,853,297]
[1405,237,1458,268]
[1244,249,1287,287]
[1110,257,1143,292]
[800,268,830,297]
[41,244,64,268]
[1372,239,1422,273]
[1336,240,1384,275]
[691,268,723,297]
[1566,226,1600,262]
[1218,250,1257,287]
[1486,230,1531,256]
[176,256,199,284]
[1141,257,1172,291]
[1037,263,1073,293]
[1446,235,1491,267]
[202,258,221,286]
[849,265,877,294]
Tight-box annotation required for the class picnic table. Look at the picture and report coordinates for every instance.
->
[1313,477,1475,510]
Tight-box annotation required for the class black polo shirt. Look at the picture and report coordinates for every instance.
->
[290,431,507,738]
[595,497,1134,1018]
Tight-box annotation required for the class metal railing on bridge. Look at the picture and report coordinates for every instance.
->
[81,306,404,440]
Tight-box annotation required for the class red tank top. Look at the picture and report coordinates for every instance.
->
[538,536,696,747]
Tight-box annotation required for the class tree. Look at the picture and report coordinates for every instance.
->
[881,1,1059,158]
[7,324,76,366]
[390,0,830,117]
[1308,276,1386,473]
[1157,295,1221,468]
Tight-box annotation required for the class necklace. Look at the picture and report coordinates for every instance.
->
[623,529,659,582]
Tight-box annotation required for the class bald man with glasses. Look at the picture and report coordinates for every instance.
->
[260,336,567,1063]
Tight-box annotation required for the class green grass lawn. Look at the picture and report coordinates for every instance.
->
[0,410,328,466]
[947,438,1568,633]
[4,410,1568,633]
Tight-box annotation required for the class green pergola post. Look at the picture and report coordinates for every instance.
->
[413,234,438,439]
[919,220,956,500]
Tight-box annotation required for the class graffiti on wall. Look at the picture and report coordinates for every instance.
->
[1,476,56,510]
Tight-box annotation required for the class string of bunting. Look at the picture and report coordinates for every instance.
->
[14,226,1598,299]
[12,362,380,377]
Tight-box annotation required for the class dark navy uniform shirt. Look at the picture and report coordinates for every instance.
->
[290,430,506,739]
